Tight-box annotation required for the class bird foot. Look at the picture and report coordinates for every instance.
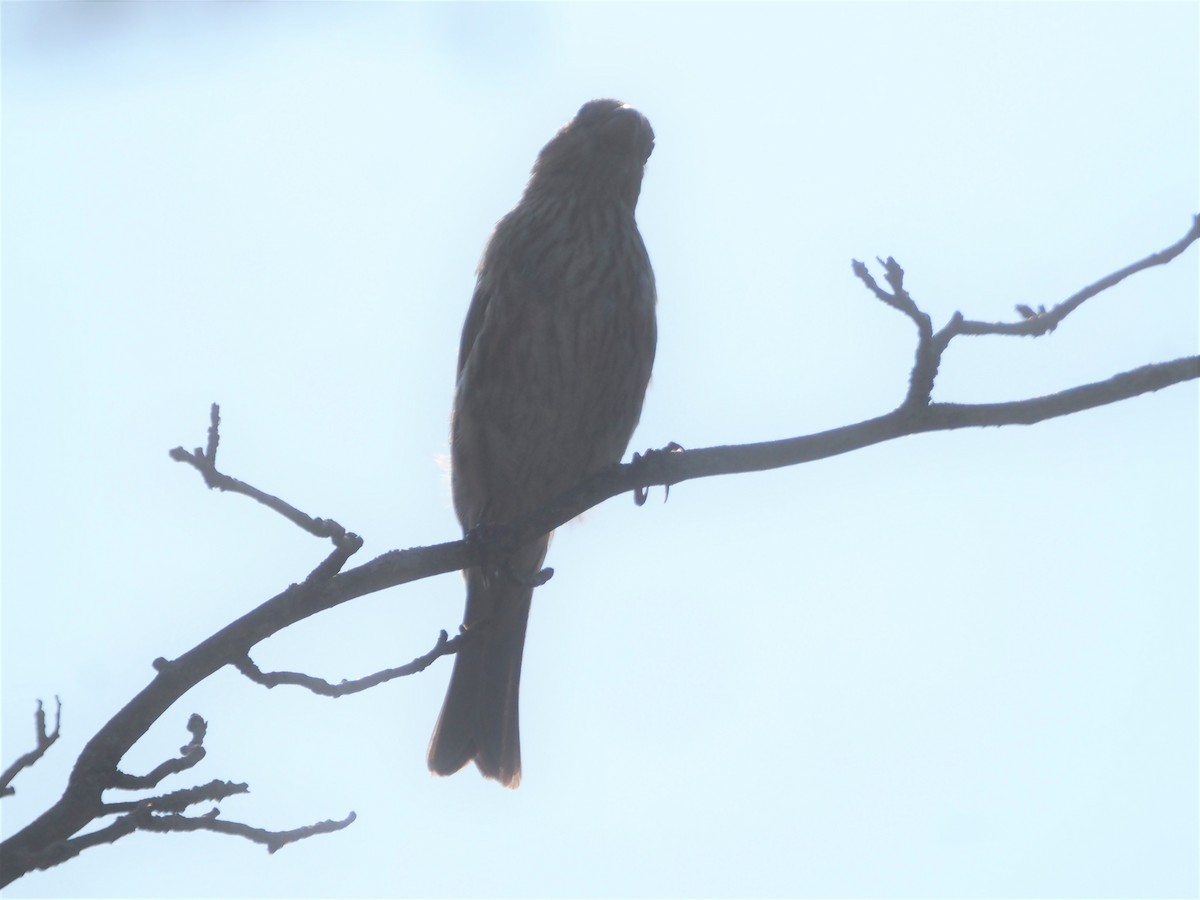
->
[464,523,554,588]
[630,441,684,506]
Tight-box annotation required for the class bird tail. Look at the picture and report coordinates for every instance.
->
[427,564,536,788]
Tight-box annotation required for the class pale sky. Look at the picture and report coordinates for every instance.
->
[2,3,1197,898]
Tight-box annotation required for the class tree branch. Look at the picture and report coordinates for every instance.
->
[169,404,359,551]
[15,779,353,873]
[960,212,1200,337]
[3,217,1195,887]
[233,628,467,696]
[109,715,207,791]
[0,699,62,798]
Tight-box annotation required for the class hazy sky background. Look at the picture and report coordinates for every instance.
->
[2,3,1197,897]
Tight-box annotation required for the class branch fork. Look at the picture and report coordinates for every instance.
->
[4,215,1196,888]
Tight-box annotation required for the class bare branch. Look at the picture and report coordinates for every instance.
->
[136,808,356,854]
[852,216,1200,407]
[14,789,353,874]
[0,699,62,798]
[101,778,249,816]
[920,356,1200,429]
[110,715,207,791]
[955,213,1200,337]
[305,532,366,582]
[3,217,1195,888]
[852,256,942,406]
[169,404,355,547]
[234,629,466,696]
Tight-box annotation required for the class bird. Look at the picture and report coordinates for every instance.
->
[428,99,658,788]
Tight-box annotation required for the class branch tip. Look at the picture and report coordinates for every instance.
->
[172,405,355,547]
[4,218,1194,889]
[235,627,466,697]
[0,698,63,798]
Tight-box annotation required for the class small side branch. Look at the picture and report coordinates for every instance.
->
[15,785,354,874]
[169,403,357,550]
[110,715,207,791]
[100,778,249,816]
[956,213,1200,337]
[234,629,467,697]
[852,257,939,407]
[0,699,62,798]
[853,215,1200,408]
[135,808,356,855]
[3,216,1193,889]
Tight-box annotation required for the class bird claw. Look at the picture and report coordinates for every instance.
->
[526,567,554,588]
[464,523,554,588]
[465,522,515,583]
[631,441,684,506]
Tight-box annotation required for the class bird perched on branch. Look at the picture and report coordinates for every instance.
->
[428,99,658,787]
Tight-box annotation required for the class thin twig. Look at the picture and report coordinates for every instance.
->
[3,217,1195,888]
[134,808,356,854]
[101,778,249,815]
[0,699,62,798]
[234,629,467,696]
[169,404,355,546]
[954,213,1200,337]
[852,215,1200,406]
[110,715,207,790]
[14,799,354,874]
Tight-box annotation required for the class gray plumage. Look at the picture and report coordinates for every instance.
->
[428,100,657,787]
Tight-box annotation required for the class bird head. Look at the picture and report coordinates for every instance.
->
[529,99,655,206]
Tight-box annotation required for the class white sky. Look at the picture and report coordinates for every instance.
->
[2,2,1197,897]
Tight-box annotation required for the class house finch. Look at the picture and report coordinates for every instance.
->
[428,99,658,788]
